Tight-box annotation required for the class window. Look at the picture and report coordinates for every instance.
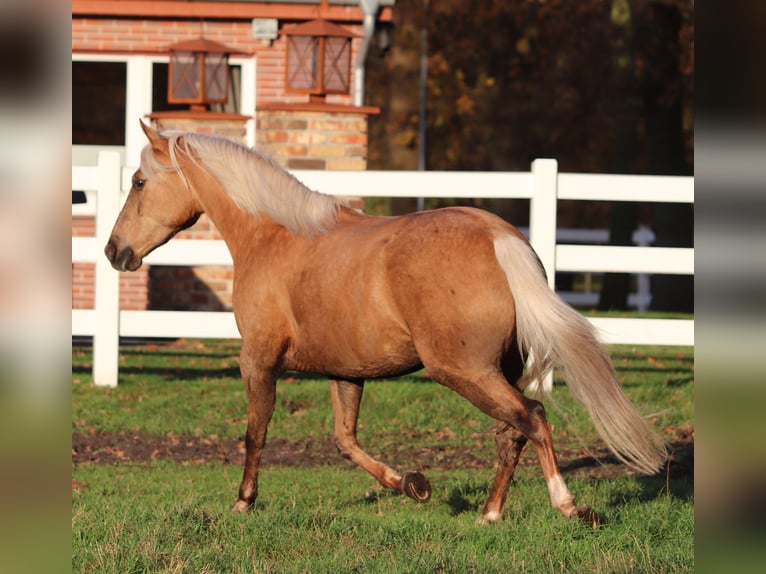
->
[72,61,126,145]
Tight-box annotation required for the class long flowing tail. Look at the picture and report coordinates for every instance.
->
[494,234,668,475]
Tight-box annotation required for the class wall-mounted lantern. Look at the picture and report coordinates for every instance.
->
[167,38,234,110]
[283,19,356,101]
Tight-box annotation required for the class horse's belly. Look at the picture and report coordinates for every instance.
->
[289,324,421,380]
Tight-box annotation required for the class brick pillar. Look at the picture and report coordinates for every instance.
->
[149,111,250,144]
[256,104,378,212]
[256,107,370,170]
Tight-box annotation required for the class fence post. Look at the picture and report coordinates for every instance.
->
[528,159,558,393]
[92,151,122,387]
[632,225,655,312]
[529,159,558,288]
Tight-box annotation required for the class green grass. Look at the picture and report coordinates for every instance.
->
[72,339,694,573]
[72,463,692,573]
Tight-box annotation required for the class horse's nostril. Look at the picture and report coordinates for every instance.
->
[104,240,117,262]
[105,239,137,271]
[115,246,138,272]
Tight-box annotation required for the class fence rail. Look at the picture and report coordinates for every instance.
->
[72,152,694,386]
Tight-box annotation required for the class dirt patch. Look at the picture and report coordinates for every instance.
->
[71,427,693,482]
[72,432,329,468]
[71,431,495,470]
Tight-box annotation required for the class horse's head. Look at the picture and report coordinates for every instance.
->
[105,123,201,271]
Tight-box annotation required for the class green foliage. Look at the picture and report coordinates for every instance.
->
[368,0,694,174]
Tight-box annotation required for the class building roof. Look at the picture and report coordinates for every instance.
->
[72,1,395,22]
[281,18,358,37]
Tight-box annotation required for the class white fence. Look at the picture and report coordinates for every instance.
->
[72,152,694,386]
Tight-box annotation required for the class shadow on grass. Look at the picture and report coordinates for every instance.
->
[633,441,694,503]
[71,363,243,381]
[340,483,489,520]
[445,483,489,516]
[71,363,366,384]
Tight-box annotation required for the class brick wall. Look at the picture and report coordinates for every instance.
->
[148,265,232,311]
[150,114,249,142]
[257,109,368,170]
[149,212,234,312]
[72,18,266,56]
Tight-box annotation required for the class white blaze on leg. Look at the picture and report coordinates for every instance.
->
[476,510,502,524]
[547,473,575,511]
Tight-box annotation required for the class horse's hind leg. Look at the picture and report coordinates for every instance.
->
[329,379,431,502]
[476,352,530,524]
[476,423,527,524]
[429,367,598,527]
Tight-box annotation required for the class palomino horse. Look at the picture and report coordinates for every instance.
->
[106,124,667,527]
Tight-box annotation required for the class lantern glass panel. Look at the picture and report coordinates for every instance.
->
[324,36,351,92]
[171,51,201,100]
[287,35,319,91]
[204,52,228,101]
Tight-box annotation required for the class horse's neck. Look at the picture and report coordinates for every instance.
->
[188,166,278,261]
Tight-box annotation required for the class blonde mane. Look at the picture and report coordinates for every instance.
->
[142,131,341,237]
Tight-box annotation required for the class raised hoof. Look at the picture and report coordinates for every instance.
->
[571,505,600,529]
[230,499,252,514]
[402,471,432,503]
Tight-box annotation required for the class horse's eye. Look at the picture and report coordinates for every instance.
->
[133,178,146,191]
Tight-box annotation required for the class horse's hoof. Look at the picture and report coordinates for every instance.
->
[402,471,432,503]
[572,505,600,529]
[230,499,251,514]
[475,510,502,525]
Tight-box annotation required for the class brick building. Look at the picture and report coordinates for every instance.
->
[73,0,394,312]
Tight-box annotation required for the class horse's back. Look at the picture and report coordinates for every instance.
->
[387,208,520,347]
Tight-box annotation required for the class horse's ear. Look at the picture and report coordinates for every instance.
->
[140,120,166,152]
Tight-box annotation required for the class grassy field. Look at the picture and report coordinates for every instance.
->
[72,339,694,573]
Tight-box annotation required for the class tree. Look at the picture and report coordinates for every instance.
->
[366,0,694,309]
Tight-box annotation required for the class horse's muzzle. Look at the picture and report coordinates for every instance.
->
[105,238,141,272]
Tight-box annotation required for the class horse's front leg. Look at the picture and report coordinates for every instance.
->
[231,354,277,513]
[330,379,431,502]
